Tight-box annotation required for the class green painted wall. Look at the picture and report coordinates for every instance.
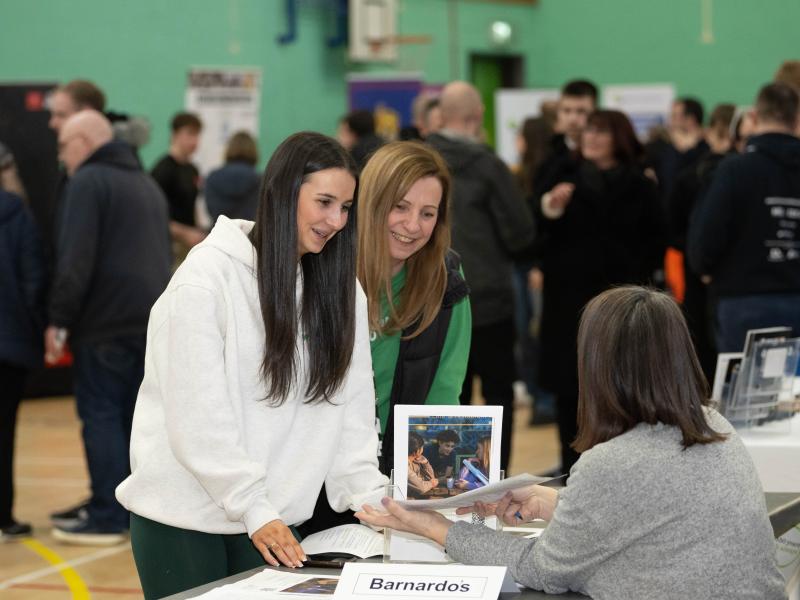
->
[1,0,797,167]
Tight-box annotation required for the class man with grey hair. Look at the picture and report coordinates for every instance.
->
[426,81,535,472]
[47,110,172,544]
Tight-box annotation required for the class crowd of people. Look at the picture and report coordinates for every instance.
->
[0,59,798,598]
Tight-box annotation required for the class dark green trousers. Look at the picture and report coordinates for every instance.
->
[130,512,267,599]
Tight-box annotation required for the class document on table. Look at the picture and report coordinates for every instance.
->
[300,524,384,558]
[192,569,340,599]
[395,473,549,510]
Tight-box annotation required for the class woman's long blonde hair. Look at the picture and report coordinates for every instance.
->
[357,141,452,338]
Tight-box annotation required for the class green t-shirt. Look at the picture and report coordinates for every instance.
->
[371,266,472,434]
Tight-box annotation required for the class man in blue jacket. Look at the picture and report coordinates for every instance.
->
[46,110,172,544]
[688,82,800,352]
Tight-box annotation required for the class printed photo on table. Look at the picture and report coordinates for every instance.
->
[281,577,340,595]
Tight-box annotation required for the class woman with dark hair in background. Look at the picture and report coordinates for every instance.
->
[516,116,555,198]
[116,132,388,599]
[204,131,261,222]
[731,106,758,153]
[536,110,665,475]
[513,116,556,425]
[357,286,785,600]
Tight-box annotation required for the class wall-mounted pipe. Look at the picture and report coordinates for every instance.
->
[277,0,297,45]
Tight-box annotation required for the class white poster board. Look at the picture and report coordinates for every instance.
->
[494,88,559,166]
[185,67,262,176]
[601,83,675,140]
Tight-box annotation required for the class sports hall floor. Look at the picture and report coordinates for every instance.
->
[0,394,558,599]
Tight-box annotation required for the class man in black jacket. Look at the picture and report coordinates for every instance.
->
[46,110,172,544]
[533,79,597,198]
[689,83,800,352]
[427,81,535,471]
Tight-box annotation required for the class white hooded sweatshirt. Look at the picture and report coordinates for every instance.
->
[116,216,388,536]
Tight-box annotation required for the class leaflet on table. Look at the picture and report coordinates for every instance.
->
[300,524,384,559]
[191,568,340,599]
[395,473,547,510]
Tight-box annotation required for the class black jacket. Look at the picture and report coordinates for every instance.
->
[538,162,664,395]
[350,134,384,171]
[532,134,581,201]
[378,250,469,474]
[49,142,172,344]
[688,133,800,297]
[205,161,260,222]
[427,132,535,327]
[0,191,46,368]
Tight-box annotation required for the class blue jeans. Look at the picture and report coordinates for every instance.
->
[73,335,146,531]
[715,293,800,353]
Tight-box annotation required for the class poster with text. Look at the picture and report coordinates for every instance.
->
[185,67,261,176]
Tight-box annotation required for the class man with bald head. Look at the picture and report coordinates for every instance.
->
[426,81,535,472]
[47,110,172,545]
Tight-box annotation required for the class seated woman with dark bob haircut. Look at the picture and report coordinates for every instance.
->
[357,286,786,599]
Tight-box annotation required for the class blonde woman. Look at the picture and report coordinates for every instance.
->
[358,141,471,473]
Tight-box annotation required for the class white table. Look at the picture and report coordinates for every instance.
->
[739,413,800,492]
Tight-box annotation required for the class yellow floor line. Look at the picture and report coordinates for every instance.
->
[19,539,90,600]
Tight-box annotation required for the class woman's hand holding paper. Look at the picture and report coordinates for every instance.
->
[455,485,559,525]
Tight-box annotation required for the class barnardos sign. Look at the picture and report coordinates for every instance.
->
[334,563,511,600]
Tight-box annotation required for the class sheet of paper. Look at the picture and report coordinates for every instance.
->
[192,569,335,599]
[395,473,546,510]
[301,524,384,559]
[762,347,788,378]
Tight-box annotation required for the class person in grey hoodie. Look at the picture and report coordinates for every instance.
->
[205,131,261,222]
[357,286,786,600]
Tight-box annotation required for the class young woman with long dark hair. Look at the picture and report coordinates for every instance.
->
[116,132,388,599]
[357,286,786,600]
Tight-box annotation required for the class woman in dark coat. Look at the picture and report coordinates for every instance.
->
[0,189,46,539]
[535,110,665,474]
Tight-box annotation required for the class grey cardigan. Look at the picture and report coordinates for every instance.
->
[446,409,786,599]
